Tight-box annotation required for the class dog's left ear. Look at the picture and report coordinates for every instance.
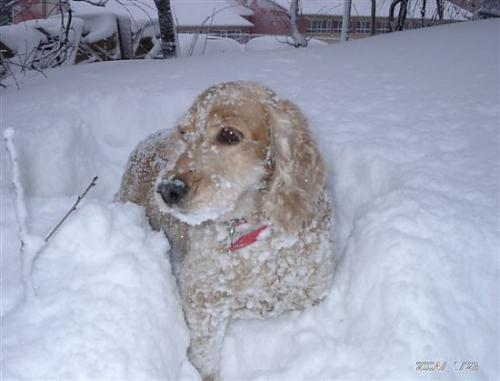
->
[262,99,326,233]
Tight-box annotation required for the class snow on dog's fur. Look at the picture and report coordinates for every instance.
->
[118,81,335,381]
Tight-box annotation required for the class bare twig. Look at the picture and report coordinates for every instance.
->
[44,176,98,242]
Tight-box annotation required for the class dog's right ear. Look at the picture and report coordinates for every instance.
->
[261,99,325,233]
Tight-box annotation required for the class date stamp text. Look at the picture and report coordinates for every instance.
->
[416,361,479,372]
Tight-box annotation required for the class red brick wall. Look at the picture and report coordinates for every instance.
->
[243,0,308,36]
[245,0,291,35]
[13,0,45,22]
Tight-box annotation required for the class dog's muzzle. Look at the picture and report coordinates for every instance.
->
[157,178,189,206]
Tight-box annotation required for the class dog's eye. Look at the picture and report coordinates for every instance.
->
[217,127,242,145]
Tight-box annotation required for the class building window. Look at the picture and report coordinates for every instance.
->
[207,30,249,43]
[308,18,333,33]
[377,20,390,33]
[358,20,371,34]
[332,19,342,33]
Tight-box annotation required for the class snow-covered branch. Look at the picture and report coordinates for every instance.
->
[3,128,28,243]
[72,0,109,6]
[3,128,39,301]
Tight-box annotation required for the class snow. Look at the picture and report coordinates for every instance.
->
[245,35,327,51]
[272,0,471,20]
[1,19,499,380]
[78,12,119,44]
[178,34,245,56]
[0,17,84,66]
[2,201,195,380]
[0,22,46,55]
[172,0,253,27]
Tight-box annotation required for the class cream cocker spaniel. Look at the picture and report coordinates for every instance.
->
[118,81,335,381]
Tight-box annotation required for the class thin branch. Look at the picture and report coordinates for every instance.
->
[30,176,98,294]
[8,60,48,78]
[44,176,98,242]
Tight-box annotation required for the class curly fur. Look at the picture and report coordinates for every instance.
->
[118,81,335,380]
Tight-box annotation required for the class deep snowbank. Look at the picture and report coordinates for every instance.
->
[2,19,499,380]
[2,201,196,380]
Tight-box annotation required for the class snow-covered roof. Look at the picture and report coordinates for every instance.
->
[177,33,245,56]
[70,0,253,28]
[271,0,471,20]
[173,0,253,27]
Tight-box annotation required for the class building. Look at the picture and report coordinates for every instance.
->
[8,0,471,43]
[2,0,472,66]
[238,0,303,36]
[448,0,500,18]
[173,0,254,42]
[244,0,470,42]
[12,0,60,23]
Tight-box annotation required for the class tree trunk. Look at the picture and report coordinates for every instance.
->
[420,0,427,27]
[153,0,177,58]
[0,1,12,26]
[370,0,376,36]
[397,0,408,30]
[436,0,444,21]
[288,0,307,47]
[389,0,407,32]
[388,0,399,32]
[340,0,352,42]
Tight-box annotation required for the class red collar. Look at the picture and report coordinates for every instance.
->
[228,219,269,251]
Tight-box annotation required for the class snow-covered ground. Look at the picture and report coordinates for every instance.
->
[1,19,499,380]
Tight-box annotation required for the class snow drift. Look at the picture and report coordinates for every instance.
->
[2,201,196,380]
[1,19,499,380]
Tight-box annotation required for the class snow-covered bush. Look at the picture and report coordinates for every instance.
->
[75,13,121,63]
[0,17,83,84]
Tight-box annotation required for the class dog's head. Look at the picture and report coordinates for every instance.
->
[155,81,325,232]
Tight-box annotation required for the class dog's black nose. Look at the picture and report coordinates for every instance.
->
[157,179,189,205]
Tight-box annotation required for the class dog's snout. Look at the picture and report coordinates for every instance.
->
[157,178,189,205]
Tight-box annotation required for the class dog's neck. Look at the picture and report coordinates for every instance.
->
[227,218,269,251]
[217,187,265,226]
[208,190,271,251]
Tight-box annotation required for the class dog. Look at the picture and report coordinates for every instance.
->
[118,81,335,381]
